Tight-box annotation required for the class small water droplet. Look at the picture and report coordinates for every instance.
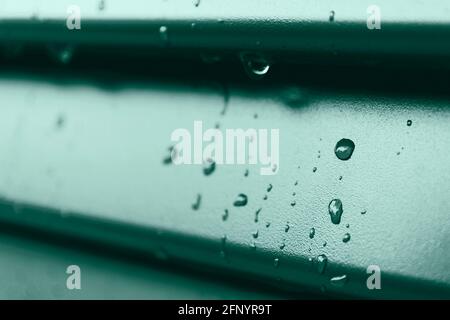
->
[279,240,286,250]
[316,254,328,274]
[346,223,350,228]
[323,241,327,247]
[328,199,343,224]
[202,158,216,176]
[159,26,169,46]
[339,175,343,181]
[330,274,348,287]
[267,184,273,192]
[263,195,268,200]
[233,193,248,207]
[285,223,290,233]
[48,44,74,65]
[222,209,229,221]
[343,233,351,243]
[240,52,271,80]
[334,138,355,161]
[309,227,315,239]
[252,230,259,239]
[329,10,335,22]
[273,258,279,268]
[162,146,176,165]
[407,119,412,126]
[193,0,201,7]
[55,114,65,129]
[254,208,261,222]
[294,180,298,186]
[292,192,296,196]
[361,210,367,215]
[313,167,317,172]
[98,0,106,11]
[266,222,271,228]
[290,200,296,207]
[244,169,249,177]
[191,194,201,210]
[253,113,258,119]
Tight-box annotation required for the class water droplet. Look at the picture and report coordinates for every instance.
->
[263,195,268,200]
[233,193,248,207]
[240,52,271,80]
[55,114,65,129]
[254,208,261,222]
[329,10,335,22]
[334,138,355,161]
[244,169,249,177]
[339,175,343,181]
[313,167,317,172]
[48,44,74,65]
[253,113,258,119]
[290,201,296,207]
[328,199,343,224]
[267,184,273,192]
[407,119,412,126]
[203,158,216,176]
[292,192,296,196]
[98,0,105,11]
[285,223,290,233]
[273,258,279,268]
[330,275,348,287]
[191,194,201,210]
[309,227,315,239]
[294,181,298,186]
[159,26,169,46]
[322,241,327,247]
[316,254,328,274]
[343,233,351,243]
[162,146,176,165]
[222,209,229,221]
[266,222,271,228]
[346,223,350,228]
[193,0,201,7]
[279,240,286,250]
[252,230,259,239]
[361,210,367,215]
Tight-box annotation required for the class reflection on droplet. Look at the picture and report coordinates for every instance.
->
[330,275,348,287]
[328,199,343,224]
[191,194,201,210]
[240,52,271,80]
[266,222,271,228]
[233,193,248,207]
[316,254,328,274]
[343,233,351,243]
[334,138,355,161]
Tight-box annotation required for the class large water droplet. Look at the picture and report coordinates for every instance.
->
[233,193,248,207]
[203,158,216,176]
[328,199,343,224]
[330,275,348,287]
[240,52,271,80]
[316,254,328,274]
[334,138,355,161]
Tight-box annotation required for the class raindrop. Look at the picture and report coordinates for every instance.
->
[279,240,286,250]
[316,254,328,274]
[273,258,279,268]
[240,52,271,80]
[343,233,351,243]
[285,223,290,233]
[48,44,74,65]
[330,275,348,287]
[407,119,412,126]
[55,114,65,129]
[202,158,216,176]
[323,241,327,247]
[191,194,201,210]
[244,169,249,177]
[328,199,343,224]
[334,138,355,161]
[292,192,296,196]
[252,230,259,239]
[266,222,271,228]
[290,201,296,207]
[267,184,273,192]
[313,167,317,173]
[309,227,315,239]
[98,0,105,11]
[361,210,367,215]
[339,175,343,181]
[263,195,268,200]
[159,26,169,46]
[193,0,201,7]
[162,146,176,165]
[222,209,229,221]
[294,181,298,186]
[254,208,262,222]
[233,193,248,207]
[329,10,335,22]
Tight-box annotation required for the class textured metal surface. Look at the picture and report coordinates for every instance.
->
[0,67,448,298]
